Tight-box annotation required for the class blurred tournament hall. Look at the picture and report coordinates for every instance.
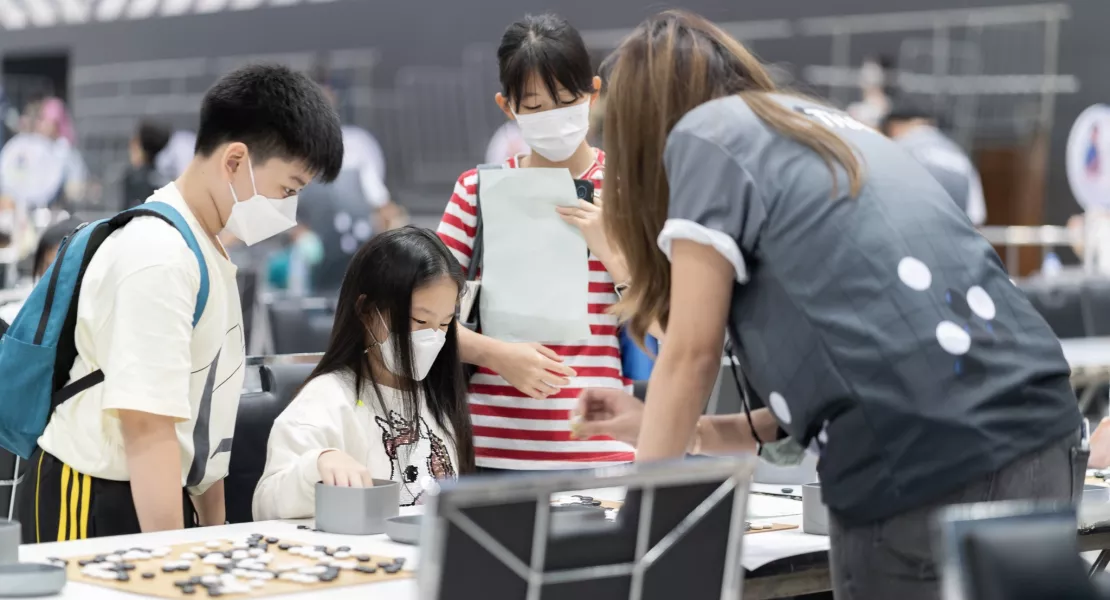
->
[1,1,1110,599]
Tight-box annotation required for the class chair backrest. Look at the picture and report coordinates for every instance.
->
[1083,278,1110,336]
[266,297,335,355]
[937,501,1097,600]
[224,362,316,524]
[1019,278,1088,339]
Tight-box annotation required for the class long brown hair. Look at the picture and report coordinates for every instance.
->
[603,10,865,344]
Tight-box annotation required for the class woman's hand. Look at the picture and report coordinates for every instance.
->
[557,199,615,260]
[491,341,577,399]
[571,388,645,446]
[318,450,374,488]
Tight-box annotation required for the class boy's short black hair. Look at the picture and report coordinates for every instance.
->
[136,119,172,166]
[194,64,343,182]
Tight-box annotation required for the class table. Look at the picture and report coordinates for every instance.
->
[16,492,833,599]
[1060,337,1110,412]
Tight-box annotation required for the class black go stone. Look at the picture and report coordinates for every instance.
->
[189,576,203,585]
[181,584,196,595]
[315,546,327,552]
[117,573,131,582]
[296,525,309,530]
[142,573,155,580]
[208,588,223,597]
[250,533,263,539]
[377,561,392,569]
[355,566,377,575]
[174,581,191,589]
[337,546,350,552]
[161,566,177,573]
[393,557,406,566]
[176,564,192,572]
[356,555,370,562]
[384,565,402,574]
[266,537,279,544]
[94,555,106,562]
[78,560,92,567]
[278,544,291,551]
[121,563,137,571]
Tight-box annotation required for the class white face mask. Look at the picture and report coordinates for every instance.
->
[513,101,590,162]
[223,154,299,246]
[370,311,447,381]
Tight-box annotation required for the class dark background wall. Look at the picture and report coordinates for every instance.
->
[0,0,1105,223]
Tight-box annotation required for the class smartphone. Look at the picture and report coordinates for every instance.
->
[573,179,595,203]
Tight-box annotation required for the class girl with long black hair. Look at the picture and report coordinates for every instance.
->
[253,227,475,514]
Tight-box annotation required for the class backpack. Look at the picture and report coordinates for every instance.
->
[0,202,209,459]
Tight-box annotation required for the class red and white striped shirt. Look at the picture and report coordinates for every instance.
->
[437,151,636,470]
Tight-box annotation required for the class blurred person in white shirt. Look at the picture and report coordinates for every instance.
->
[314,74,406,232]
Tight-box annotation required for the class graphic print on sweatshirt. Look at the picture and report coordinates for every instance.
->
[374,411,456,506]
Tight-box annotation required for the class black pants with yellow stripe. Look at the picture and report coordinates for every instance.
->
[15,448,198,544]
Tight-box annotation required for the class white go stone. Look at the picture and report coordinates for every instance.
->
[299,566,327,575]
[258,554,274,564]
[335,560,358,570]
[248,548,263,557]
[202,575,220,584]
[180,552,198,561]
[206,541,222,549]
[232,542,249,550]
[232,568,251,578]
[122,551,150,561]
[231,550,249,560]
[104,554,122,563]
[334,551,351,559]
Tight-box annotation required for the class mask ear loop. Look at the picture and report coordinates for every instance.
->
[245,154,259,197]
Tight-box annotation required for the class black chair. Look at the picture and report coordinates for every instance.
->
[938,502,1102,600]
[1083,278,1110,336]
[266,297,335,355]
[1020,278,1088,339]
[224,362,315,524]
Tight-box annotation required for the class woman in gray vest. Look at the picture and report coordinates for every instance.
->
[574,10,1083,599]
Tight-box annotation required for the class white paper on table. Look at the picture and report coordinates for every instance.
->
[478,167,591,343]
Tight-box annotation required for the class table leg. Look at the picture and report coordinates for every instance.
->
[1090,551,1110,578]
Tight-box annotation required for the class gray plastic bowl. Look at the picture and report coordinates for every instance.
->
[315,480,401,535]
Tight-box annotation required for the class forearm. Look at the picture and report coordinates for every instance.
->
[695,408,779,456]
[636,349,721,462]
[119,411,185,533]
[457,325,505,369]
[192,479,225,527]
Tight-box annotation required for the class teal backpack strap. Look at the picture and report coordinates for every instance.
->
[123,202,209,325]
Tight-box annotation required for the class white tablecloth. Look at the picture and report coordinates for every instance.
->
[16,490,829,599]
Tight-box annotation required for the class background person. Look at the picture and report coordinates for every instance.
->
[584,11,1082,600]
[882,102,987,226]
[122,119,172,210]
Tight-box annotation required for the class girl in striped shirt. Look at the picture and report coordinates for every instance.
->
[436,14,635,471]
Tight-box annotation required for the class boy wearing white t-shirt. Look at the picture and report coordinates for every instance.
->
[16,64,343,543]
